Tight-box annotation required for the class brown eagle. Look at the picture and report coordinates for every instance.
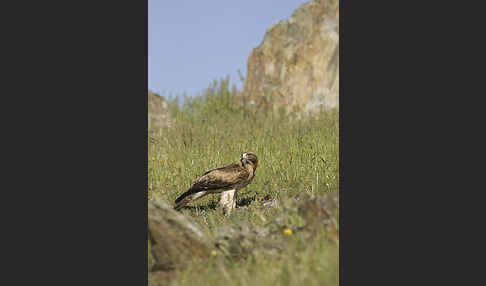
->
[174,152,258,215]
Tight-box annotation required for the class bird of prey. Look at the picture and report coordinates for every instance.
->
[174,152,258,215]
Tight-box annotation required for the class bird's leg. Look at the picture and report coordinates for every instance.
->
[219,189,236,216]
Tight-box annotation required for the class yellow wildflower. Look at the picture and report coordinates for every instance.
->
[283,228,293,235]
[151,157,156,161]
[211,250,218,256]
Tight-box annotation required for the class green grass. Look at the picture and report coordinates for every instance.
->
[148,79,339,286]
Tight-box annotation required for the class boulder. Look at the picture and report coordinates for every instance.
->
[148,90,171,133]
[239,0,339,114]
[148,198,211,272]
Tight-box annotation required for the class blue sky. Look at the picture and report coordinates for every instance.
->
[149,0,310,98]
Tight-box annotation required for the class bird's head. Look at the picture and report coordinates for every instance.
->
[241,152,258,170]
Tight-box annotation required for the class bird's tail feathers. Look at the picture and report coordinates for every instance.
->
[174,186,207,210]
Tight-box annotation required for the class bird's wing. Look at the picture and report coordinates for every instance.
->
[174,162,249,210]
[193,163,249,190]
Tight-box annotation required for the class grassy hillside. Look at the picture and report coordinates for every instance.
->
[148,77,339,286]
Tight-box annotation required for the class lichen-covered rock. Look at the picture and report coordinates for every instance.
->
[148,198,211,273]
[293,192,339,234]
[239,0,339,114]
[264,191,339,242]
[214,192,339,261]
[215,224,283,260]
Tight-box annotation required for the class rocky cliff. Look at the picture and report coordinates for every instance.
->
[240,0,339,113]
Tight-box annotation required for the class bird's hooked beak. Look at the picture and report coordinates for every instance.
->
[241,153,248,164]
